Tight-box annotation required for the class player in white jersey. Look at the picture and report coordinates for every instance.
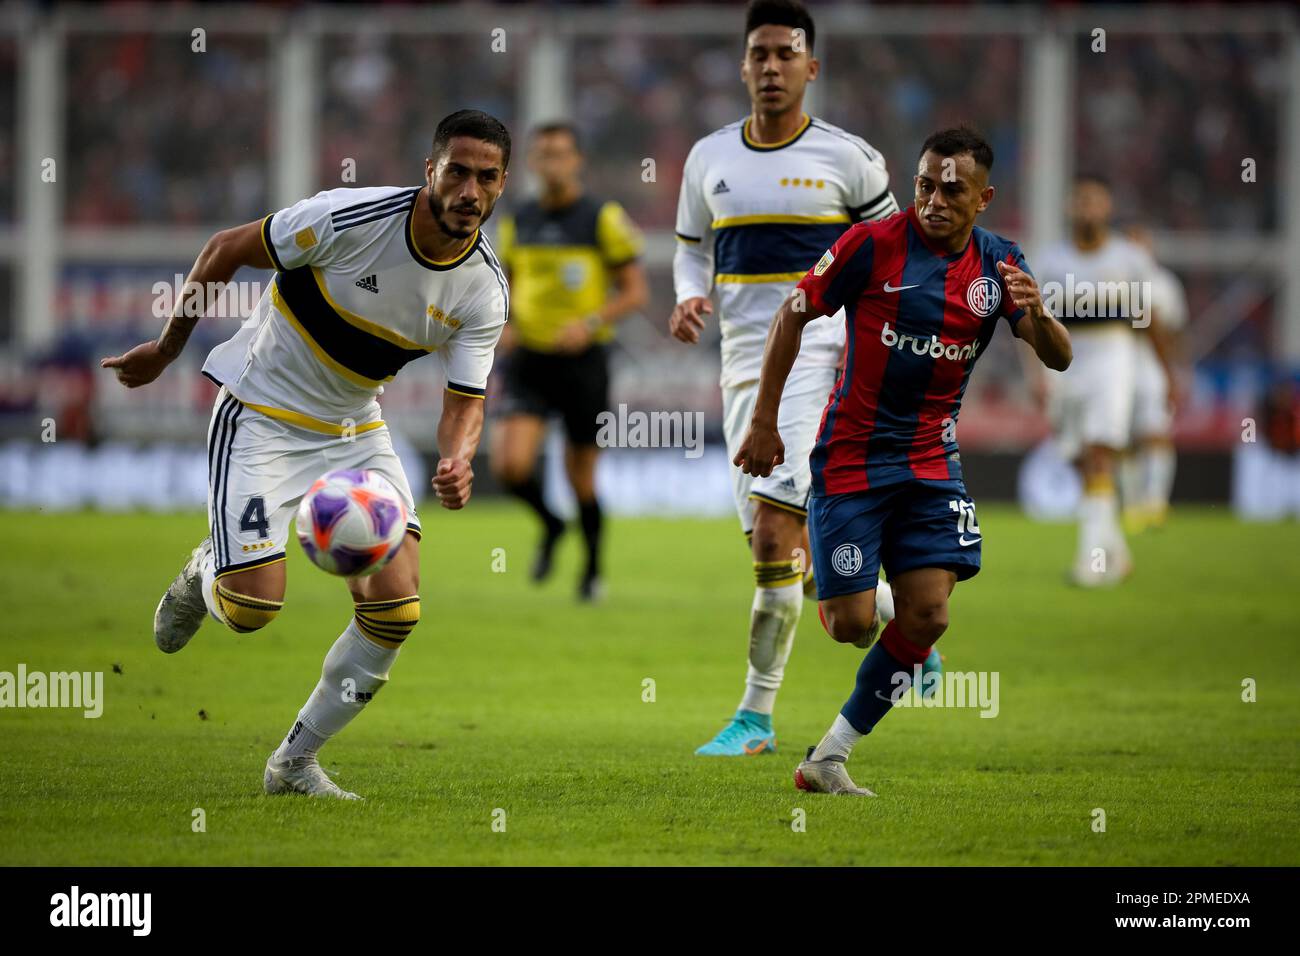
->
[101,110,511,799]
[671,0,899,756]
[1122,224,1187,530]
[1032,176,1164,587]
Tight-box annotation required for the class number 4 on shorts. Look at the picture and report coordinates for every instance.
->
[240,496,270,539]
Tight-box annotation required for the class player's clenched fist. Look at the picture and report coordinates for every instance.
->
[997,259,1043,321]
[734,421,784,478]
[669,296,713,344]
[100,340,172,388]
[432,458,473,510]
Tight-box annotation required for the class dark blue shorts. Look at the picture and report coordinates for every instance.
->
[808,480,983,600]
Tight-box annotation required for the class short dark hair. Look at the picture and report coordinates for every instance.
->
[919,126,994,173]
[432,109,512,170]
[744,0,815,52]
[530,120,581,153]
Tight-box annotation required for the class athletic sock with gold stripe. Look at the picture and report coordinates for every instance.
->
[738,560,804,715]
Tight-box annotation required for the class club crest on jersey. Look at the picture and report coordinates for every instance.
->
[832,543,863,576]
[813,250,834,276]
[966,276,1000,317]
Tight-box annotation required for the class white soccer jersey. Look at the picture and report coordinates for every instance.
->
[1034,235,1157,328]
[673,114,897,387]
[1036,235,1158,456]
[1149,264,1188,333]
[203,185,508,435]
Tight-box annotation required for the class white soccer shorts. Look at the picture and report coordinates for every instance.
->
[1048,324,1136,460]
[722,362,838,534]
[206,387,421,577]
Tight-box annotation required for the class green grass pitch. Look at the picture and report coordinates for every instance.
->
[0,503,1296,866]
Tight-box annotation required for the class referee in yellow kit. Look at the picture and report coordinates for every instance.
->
[490,122,649,601]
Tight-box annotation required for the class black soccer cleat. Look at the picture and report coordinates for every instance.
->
[530,521,565,583]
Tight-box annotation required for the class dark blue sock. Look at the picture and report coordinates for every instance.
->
[840,621,928,734]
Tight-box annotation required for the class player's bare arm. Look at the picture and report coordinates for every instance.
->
[1000,259,1072,372]
[734,290,820,477]
[433,392,485,510]
[100,220,274,388]
[1145,309,1183,410]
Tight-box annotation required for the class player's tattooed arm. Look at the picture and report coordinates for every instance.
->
[734,291,820,478]
[433,392,485,510]
[101,220,274,387]
[999,260,1072,372]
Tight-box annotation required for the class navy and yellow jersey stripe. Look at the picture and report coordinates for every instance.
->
[234,396,388,437]
[215,550,287,580]
[849,186,898,224]
[711,213,852,284]
[260,214,285,271]
[495,195,643,352]
[270,267,431,387]
[749,490,809,517]
[445,381,486,400]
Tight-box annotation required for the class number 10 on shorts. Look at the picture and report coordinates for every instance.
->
[949,498,981,546]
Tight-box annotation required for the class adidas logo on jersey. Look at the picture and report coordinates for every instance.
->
[711,179,730,195]
[355,274,379,293]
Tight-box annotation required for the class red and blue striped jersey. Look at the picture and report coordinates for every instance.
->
[797,207,1030,496]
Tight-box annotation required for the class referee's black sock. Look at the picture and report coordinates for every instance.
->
[506,475,564,536]
[578,498,603,579]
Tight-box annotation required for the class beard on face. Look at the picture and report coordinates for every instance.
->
[427,187,493,240]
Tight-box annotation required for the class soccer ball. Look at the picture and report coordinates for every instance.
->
[295,468,408,577]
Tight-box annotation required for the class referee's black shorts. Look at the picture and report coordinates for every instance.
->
[495,343,610,446]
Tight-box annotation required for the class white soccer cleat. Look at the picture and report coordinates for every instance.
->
[851,580,896,649]
[153,537,212,654]
[264,753,362,801]
[1069,556,1133,589]
[794,748,876,797]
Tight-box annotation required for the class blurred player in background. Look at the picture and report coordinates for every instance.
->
[671,0,900,757]
[491,122,647,602]
[1033,176,1164,587]
[1121,224,1188,531]
[736,127,1072,794]
[101,110,512,799]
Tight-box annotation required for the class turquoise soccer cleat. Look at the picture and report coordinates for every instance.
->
[695,709,776,756]
[918,647,943,699]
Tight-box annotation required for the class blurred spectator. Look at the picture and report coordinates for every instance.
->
[65,33,271,225]
[1074,34,1282,233]
[317,33,519,190]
